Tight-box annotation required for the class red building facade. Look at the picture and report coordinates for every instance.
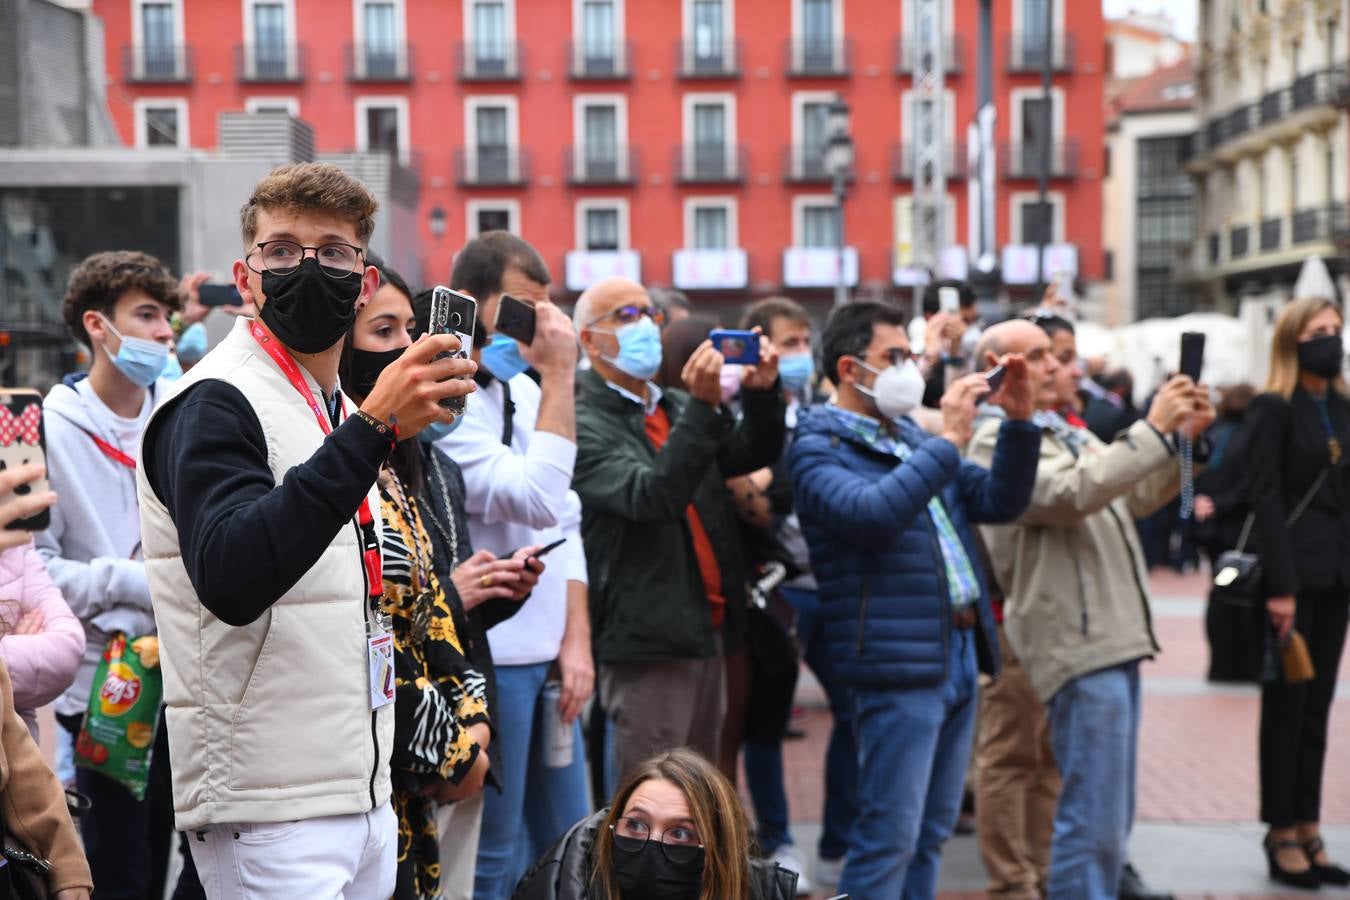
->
[93,0,1104,306]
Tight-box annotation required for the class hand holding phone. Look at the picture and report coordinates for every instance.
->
[0,389,53,536]
[710,329,761,365]
[494,294,537,345]
[430,287,478,415]
[1179,332,1205,384]
[984,364,1007,394]
[938,286,961,315]
[197,283,243,307]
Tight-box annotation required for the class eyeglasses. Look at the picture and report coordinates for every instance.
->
[586,305,666,329]
[609,816,704,864]
[246,240,365,278]
[858,347,915,368]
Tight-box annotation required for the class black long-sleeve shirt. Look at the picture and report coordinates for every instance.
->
[142,380,390,626]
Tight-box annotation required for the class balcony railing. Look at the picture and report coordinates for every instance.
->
[453,147,529,187]
[1260,216,1283,252]
[457,41,523,80]
[1204,68,1350,153]
[891,142,968,181]
[1004,32,1075,73]
[999,139,1080,179]
[674,143,748,183]
[1205,118,1225,151]
[781,144,855,183]
[235,43,305,82]
[121,44,193,83]
[567,40,632,80]
[565,146,639,185]
[1208,231,1221,264]
[895,34,964,75]
[345,42,413,81]
[1291,205,1346,244]
[785,36,852,77]
[1230,224,1250,259]
[1260,88,1288,126]
[677,38,742,78]
[1225,103,1256,141]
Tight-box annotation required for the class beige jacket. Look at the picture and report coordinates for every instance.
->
[0,658,92,894]
[137,319,392,831]
[967,416,1179,702]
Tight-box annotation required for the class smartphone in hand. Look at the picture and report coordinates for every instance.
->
[1,389,50,532]
[494,294,537,345]
[197,283,242,307]
[429,287,477,415]
[1179,332,1205,383]
[710,329,761,365]
[984,364,1007,394]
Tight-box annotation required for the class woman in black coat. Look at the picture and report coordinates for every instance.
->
[1241,297,1350,889]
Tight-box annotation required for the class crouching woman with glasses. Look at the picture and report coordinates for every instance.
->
[513,748,797,900]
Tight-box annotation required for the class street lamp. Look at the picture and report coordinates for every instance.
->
[825,96,854,307]
[428,204,447,240]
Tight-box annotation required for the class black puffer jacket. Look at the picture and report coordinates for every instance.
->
[512,810,798,900]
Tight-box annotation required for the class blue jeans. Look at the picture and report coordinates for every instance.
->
[1044,661,1141,900]
[473,662,590,900]
[743,586,857,859]
[839,629,978,900]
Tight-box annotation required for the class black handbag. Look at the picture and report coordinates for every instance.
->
[0,803,51,900]
[1213,469,1327,606]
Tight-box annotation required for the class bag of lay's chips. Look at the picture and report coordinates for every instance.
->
[75,633,162,799]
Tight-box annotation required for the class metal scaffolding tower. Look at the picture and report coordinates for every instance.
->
[912,0,947,276]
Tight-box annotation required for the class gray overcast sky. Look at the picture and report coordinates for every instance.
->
[1103,0,1198,41]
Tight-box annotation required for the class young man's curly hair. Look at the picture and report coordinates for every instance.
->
[240,162,379,249]
[61,251,184,347]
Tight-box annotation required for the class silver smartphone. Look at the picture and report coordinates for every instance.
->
[428,286,477,415]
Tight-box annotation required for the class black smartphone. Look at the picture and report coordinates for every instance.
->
[710,329,761,365]
[197,283,242,307]
[532,537,567,558]
[429,287,478,415]
[494,294,537,345]
[984,364,1007,394]
[1179,332,1205,383]
[1,389,50,532]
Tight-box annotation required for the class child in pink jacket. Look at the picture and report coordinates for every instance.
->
[0,540,85,739]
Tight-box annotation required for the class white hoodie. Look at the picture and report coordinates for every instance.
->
[35,376,156,717]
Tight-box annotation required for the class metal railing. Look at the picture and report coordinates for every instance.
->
[673,143,747,183]
[1208,232,1221,264]
[1230,224,1249,259]
[1203,67,1350,153]
[564,146,640,185]
[785,36,853,77]
[345,42,413,81]
[781,144,851,183]
[567,40,633,80]
[1003,32,1075,73]
[235,43,305,82]
[998,139,1080,179]
[891,142,968,180]
[456,41,524,80]
[676,38,742,78]
[452,147,530,186]
[122,44,193,83]
[1260,217,1283,252]
[895,34,964,75]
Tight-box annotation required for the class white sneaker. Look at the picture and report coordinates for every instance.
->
[815,854,845,888]
[769,844,814,896]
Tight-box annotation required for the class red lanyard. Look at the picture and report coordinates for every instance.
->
[85,431,137,470]
[249,321,383,600]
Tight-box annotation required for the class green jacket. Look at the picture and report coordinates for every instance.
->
[573,369,786,663]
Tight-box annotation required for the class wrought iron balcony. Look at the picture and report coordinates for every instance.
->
[1260,217,1283,252]
[785,36,853,77]
[453,147,530,187]
[456,41,523,81]
[1003,32,1075,73]
[895,34,964,75]
[1229,224,1249,259]
[122,44,193,83]
[345,42,413,82]
[564,146,639,185]
[235,42,305,82]
[677,38,742,79]
[998,139,1080,179]
[567,40,632,80]
[674,143,748,184]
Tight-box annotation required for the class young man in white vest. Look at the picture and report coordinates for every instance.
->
[136,162,475,899]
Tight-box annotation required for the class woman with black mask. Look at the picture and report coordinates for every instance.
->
[512,747,796,900]
[1241,297,1350,889]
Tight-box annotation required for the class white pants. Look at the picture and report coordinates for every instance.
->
[435,792,485,900]
[188,801,398,900]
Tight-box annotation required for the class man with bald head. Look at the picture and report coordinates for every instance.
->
[968,318,1214,900]
[571,277,785,782]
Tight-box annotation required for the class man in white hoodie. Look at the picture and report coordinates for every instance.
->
[38,250,182,900]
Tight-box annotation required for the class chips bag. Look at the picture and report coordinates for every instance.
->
[75,633,162,799]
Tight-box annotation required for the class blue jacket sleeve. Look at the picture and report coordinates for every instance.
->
[788,431,961,549]
[956,418,1042,524]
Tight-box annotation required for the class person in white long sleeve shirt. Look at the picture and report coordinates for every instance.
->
[437,232,594,900]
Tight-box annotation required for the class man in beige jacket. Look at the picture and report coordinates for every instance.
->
[967,319,1213,900]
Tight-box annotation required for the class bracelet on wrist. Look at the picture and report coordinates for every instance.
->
[354,409,399,447]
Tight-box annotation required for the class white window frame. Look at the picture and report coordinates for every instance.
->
[466,199,522,238]
[351,0,409,77]
[355,96,411,165]
[1010,190,1066,244]
[1010,85,1066,174]
[575,198,631,251]
[241,0,298,78]
[681,92,738,177]
[791,90,838,177]
[791,193,840,247]
[894,194,958,249]
[245,96,300,116]
[572,0,626,71]
[681,0,736,70]
[463,0,518,77]
[131,0,186,79]
[1010,0,1066,69]
[790,0,845,70]
[683,196,739,249]
[464,95,521,182]
[133,97,189,149]
[573,93,630,180]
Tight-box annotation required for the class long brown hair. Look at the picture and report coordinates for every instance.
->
[591,749,755,900]
[1265,297,1347,398]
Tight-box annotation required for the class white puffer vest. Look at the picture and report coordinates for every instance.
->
[136,318,392,831]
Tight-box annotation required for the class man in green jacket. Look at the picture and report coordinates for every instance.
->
[571,277,784,783]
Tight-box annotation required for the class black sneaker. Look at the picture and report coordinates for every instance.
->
[1119,862,1174,900]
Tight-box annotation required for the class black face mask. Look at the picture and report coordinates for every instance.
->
[259,258,363,354]
[343,346,404,399]
[612,843,704,900]
[1298,333,1345,379]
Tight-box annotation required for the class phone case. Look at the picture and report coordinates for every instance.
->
[0,389,50,531]
[430,287,476,415]
[495,295,537,345]
[710,330,760,365]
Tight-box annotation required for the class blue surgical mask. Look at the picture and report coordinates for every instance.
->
[176,322,208,363]
[779,352,815,393]
[161,354,184,381]
[419,415,464,444]
[601,318,663,381]
[481,332,529,382]
[99,315,170,387]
